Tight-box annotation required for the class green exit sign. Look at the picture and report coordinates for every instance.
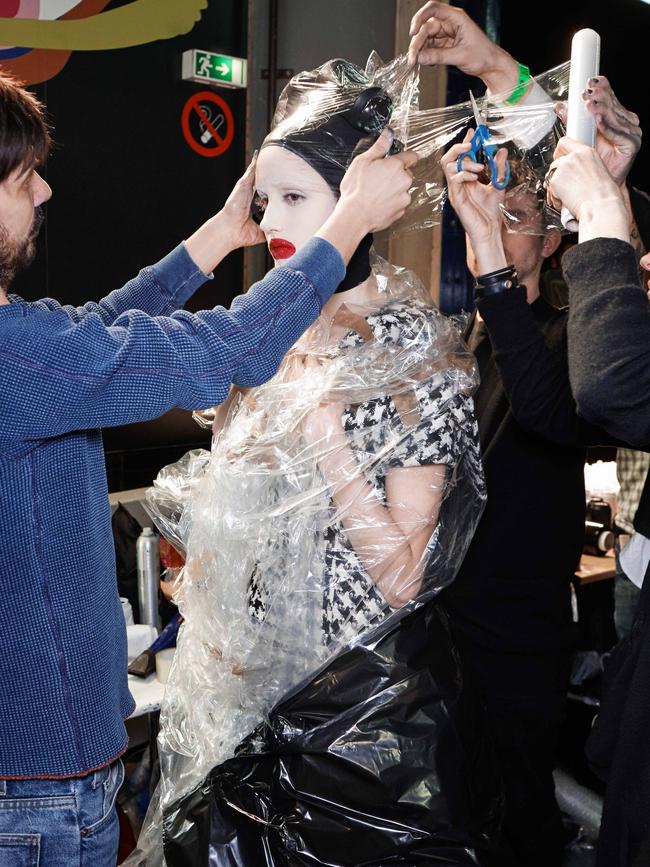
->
[181,50,247,89]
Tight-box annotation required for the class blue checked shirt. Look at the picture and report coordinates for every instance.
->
[0,237,344,778]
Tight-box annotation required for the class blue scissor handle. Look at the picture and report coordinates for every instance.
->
[483,141,511,190]
[455,127,483,173]
[456,125,510,190]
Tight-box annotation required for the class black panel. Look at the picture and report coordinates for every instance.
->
[12,0,247,491]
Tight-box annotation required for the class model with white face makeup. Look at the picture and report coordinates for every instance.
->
[239,141,449,609]
[145,60,496,866]
[252,145,388,355]
[255,147,338,263]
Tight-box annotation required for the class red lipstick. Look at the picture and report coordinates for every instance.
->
[269,238,296,260]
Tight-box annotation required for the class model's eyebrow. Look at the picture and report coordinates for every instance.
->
[256,175,326,194]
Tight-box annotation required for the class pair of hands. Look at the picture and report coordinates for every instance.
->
[217,130,417,255]
[444,81,640,247]
[410,3,642,243]
[547,80,641,225]
[408,0,642,176]
[410,1,642,241]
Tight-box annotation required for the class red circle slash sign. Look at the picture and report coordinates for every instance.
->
[181,91,235,158]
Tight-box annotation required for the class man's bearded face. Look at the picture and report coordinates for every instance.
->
[0,205,43,289]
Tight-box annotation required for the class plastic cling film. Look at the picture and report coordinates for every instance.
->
[251,52,572,239]
[126,255,488,865]
[144,448,210,558]
[125,51,579,867]
[402,60,571,236]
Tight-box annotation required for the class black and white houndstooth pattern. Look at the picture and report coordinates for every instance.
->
[250,301,482,648]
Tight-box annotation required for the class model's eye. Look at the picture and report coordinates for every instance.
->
[284,193,304,205]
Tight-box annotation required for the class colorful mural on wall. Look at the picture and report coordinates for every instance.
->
[0,0,208,84]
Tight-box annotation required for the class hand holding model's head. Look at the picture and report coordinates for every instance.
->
[254,59,416,265]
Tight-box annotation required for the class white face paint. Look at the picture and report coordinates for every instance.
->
[254,146,338,266]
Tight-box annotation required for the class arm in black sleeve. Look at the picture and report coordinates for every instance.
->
[565,237,650,449]
[478,285,618,447]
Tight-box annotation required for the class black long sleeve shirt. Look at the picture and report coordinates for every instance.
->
[441,191,650,715]
[563,209,650,867]
[565,189,650,540]
[443,290,588,666]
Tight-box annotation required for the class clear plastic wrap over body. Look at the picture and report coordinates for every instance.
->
[129,258,488,865]
[252,53,571,238]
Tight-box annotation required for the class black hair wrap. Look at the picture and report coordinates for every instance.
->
[259,61,403,292]
[264,85,399,194]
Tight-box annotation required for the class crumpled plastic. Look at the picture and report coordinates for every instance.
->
[162,603,502,866]
[251,52,570,237]
[125,51,577,867]
[126,252,490,865]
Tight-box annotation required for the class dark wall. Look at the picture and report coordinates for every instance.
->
[12,0,247,491]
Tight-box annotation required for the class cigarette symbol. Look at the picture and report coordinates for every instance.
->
[198,106,225,144]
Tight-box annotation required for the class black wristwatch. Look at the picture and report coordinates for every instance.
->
[475,265,520,300]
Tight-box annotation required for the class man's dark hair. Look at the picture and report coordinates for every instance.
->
[0,74,51,183]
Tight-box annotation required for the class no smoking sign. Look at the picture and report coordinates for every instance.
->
[181,91,235,158]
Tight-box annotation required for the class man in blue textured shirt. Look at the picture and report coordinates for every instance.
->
[0,74,415,864]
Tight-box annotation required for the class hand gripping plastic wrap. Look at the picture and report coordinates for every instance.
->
[247,52,571,239]
[404,59,572,236]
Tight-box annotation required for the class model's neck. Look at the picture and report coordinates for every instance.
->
[0,287,9,305]
[321,273,378,326]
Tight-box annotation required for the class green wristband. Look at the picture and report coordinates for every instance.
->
[503,62,531,105]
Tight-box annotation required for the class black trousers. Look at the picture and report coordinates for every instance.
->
[587,563,650,867]
[483,711,566,867]
[447,624,572,867]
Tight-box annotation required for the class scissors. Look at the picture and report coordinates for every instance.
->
[456,91,510,190]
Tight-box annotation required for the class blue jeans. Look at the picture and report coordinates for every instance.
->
[0,759,123,867]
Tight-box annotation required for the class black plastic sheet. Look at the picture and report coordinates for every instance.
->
[163,603,501,866]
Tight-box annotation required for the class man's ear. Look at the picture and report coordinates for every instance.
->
[542,229,562,259]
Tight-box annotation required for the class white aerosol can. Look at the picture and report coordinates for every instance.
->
[136,527,160,630]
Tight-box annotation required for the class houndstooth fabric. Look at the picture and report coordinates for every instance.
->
[250,300,481,648]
